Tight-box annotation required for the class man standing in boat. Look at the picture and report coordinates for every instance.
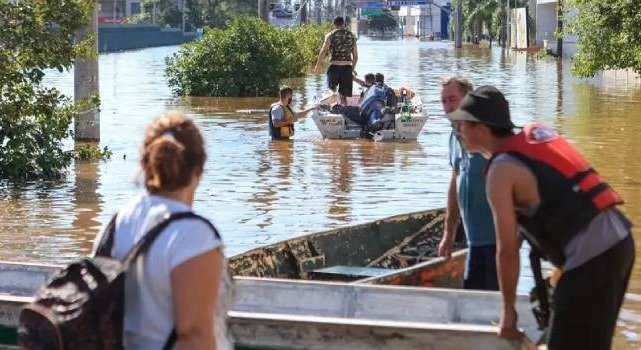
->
[314,16,358,106]
[448,85,634,348]
[269,86,312,140]
[437,77,499,291]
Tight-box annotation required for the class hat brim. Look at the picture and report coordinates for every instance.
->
[447,109,481,123]
[447,109,518,129]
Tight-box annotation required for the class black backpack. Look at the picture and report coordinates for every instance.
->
[18,211,219,350]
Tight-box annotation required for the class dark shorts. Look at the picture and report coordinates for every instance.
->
[327,65,353,97]
[464,244,499,291]
[548,234,634,349]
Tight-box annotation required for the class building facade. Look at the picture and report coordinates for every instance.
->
[98,0,142,24]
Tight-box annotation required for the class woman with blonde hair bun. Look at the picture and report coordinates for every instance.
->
[93,112,233,349]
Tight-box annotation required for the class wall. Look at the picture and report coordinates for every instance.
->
[535,1,577,57]
[98,24,196,53]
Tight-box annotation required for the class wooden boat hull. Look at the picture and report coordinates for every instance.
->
[228,208,465,287]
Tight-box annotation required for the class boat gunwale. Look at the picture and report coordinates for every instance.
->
[230,208,443,259]
[228,310,502,334]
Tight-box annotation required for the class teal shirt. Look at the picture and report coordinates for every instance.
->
[449,131,496,247]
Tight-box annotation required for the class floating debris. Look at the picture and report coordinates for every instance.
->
[236,109,269,115]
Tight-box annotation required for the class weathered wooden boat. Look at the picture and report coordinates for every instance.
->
[0,263,540,349]
[228,208,468,289]
[311,91,428,141]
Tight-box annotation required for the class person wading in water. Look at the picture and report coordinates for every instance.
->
[314,16,358,106]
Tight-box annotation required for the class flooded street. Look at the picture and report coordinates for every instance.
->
[1,38,641,347]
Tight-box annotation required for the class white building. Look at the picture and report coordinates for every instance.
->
[535,0,577,57]
[397,1,452,38]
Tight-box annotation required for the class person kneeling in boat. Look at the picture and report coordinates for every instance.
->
[357,74,398,135]
[269,86,313,140]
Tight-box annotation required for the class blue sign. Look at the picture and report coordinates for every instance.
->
[386,0,428,6]
[359,2,385,9]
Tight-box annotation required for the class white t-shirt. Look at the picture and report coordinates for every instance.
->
[92,194,233,350]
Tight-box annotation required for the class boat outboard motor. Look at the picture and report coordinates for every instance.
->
[359,84,388,133]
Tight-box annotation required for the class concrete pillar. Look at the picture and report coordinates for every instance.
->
[258,0,269,22]
[74,2,100,142]
[454,0,462,47]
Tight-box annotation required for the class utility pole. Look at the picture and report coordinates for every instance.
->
[299,0,308,24]
[258,0,269,21]
[506,0,510,49]
[112,0,116,22]
[152,0,157,25]
[316,0,322,24]
[454,0,462,48]
[556,0,563,57]
[74,0,100,142]
[181,0,186,32]
[528,0,536,46]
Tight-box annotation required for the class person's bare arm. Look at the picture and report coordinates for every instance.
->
[271,107,292,127]
[353,75,366,87]
[272,119,292,127]
[314,35,330,75]
[486,162,522,340]
[295,107,314,118]
[172,248,223,349]
[439,170,460,259]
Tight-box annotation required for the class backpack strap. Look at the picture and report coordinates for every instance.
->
[529,247,550,330]
[106,211,220,349]
[122,211,220,268]
[163,330,178,350]
[94,214,118,257]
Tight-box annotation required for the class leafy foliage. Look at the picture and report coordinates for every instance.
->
[0,0,94,181]
[567,0,641,77]
[74,144,113,161]
[368,12,398,36]
[135,0,257,31]
[165,17,330,97]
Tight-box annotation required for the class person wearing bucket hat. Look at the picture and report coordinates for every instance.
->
[448,85,634,348]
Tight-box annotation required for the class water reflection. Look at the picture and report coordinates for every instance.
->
[2,38,641,348]
[71,157,103,253]
[248,140,295,230]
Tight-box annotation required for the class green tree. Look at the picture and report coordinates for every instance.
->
[0,0,94,181]
[368,12,397,36]
[165,17,329,96]
[462,0,500,45]
[567,0,641,77]
[137,0,257,30]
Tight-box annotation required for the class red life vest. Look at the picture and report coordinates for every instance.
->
[488,122,623,265]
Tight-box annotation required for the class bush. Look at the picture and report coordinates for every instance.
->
[165,16,331,97]
[0,0,94,181]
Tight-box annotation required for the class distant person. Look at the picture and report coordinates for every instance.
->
[92,113,233,349]
[269,86,313,140]
[354,73,376,103]
[314,16,358,105]
[354,73,375,89]
[373,73,397,107]
[448,85,634,348]
[437,77,498,291]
